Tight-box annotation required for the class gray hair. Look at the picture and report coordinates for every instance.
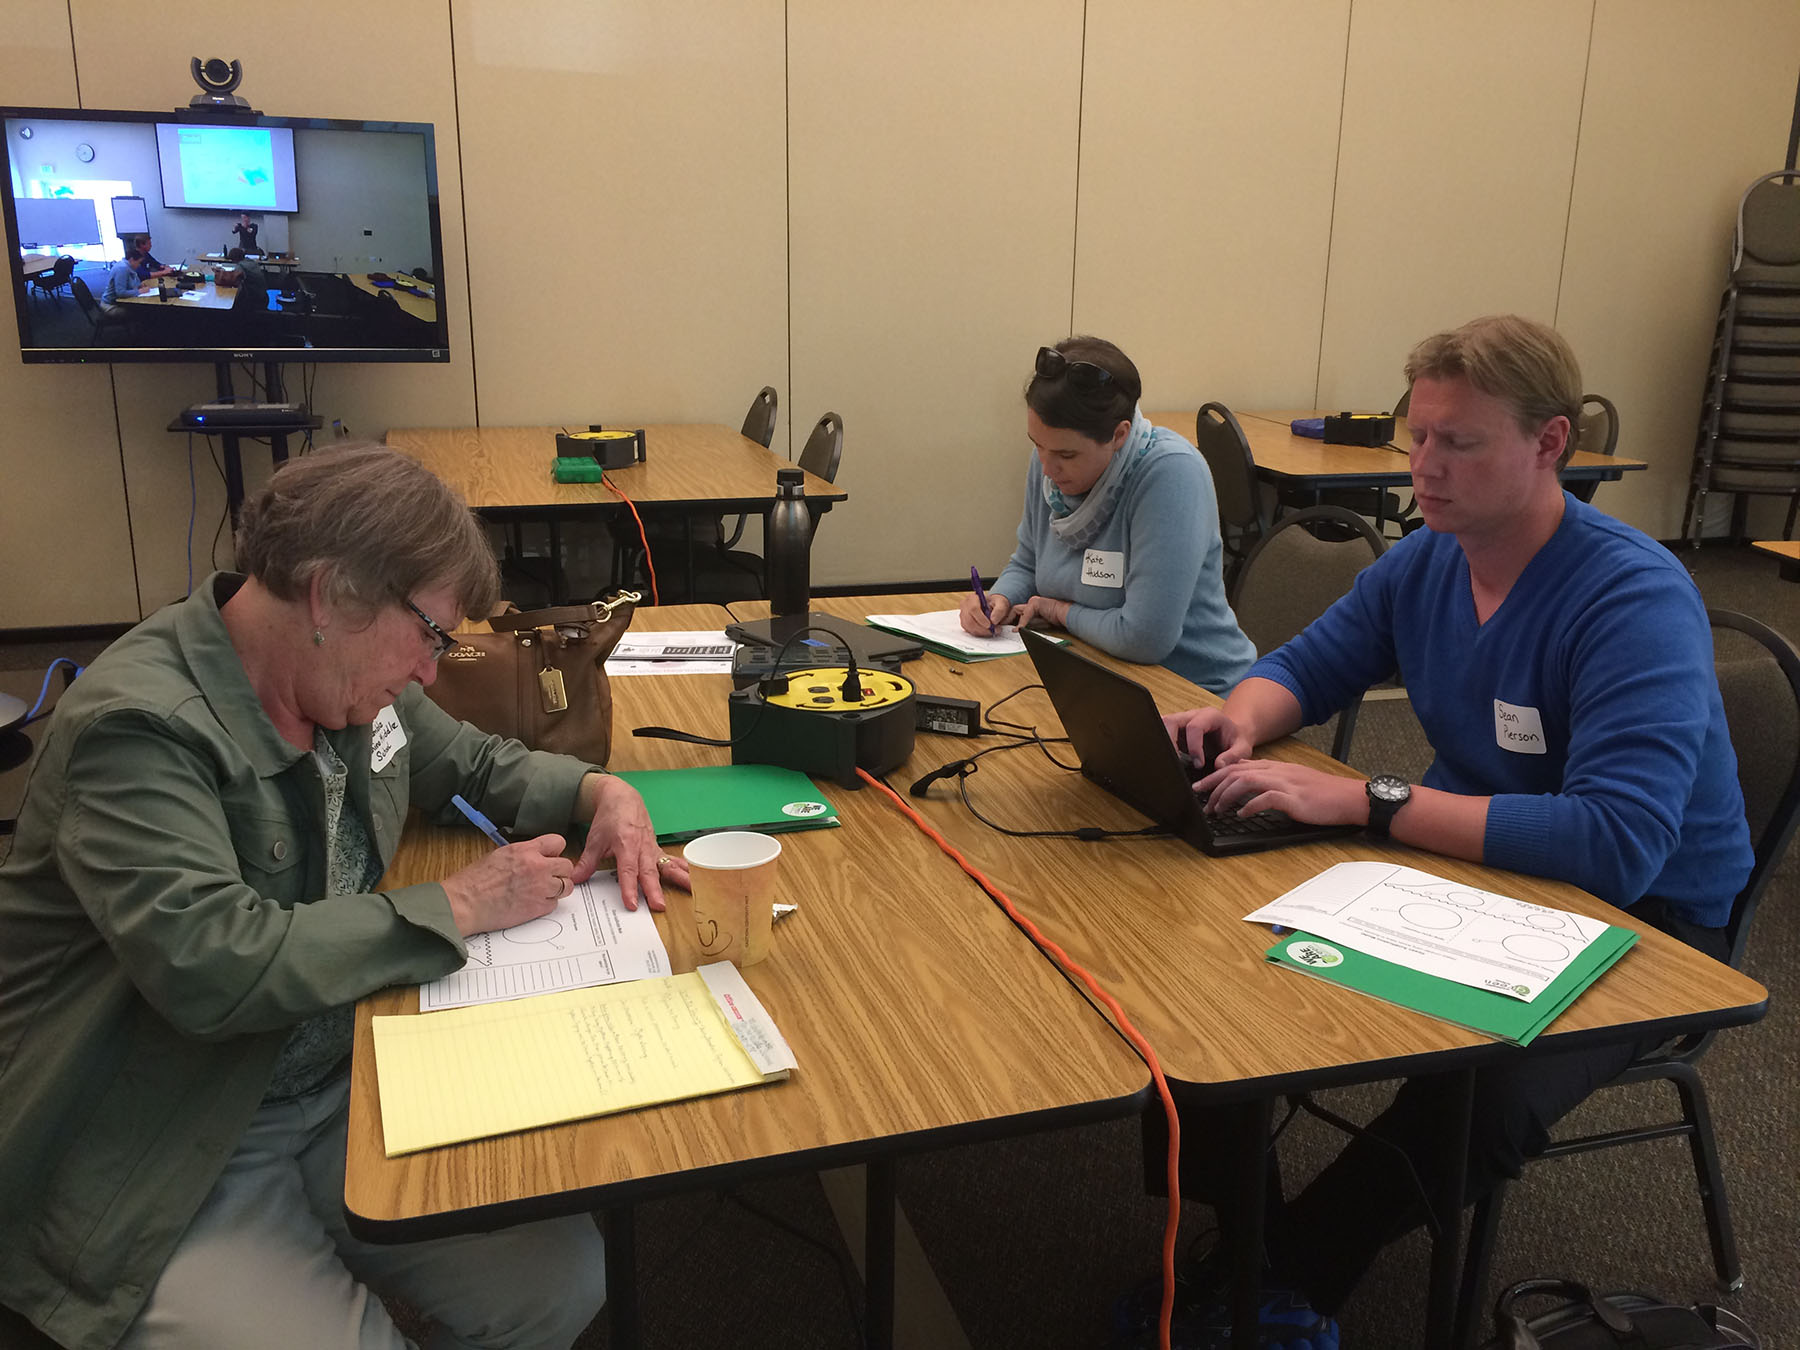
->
[234,442,499,620]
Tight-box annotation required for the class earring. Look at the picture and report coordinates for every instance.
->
[313,629,325,646]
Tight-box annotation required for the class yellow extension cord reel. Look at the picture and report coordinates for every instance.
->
[727,665,917,788]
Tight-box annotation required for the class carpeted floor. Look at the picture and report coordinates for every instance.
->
[0,542,1793,1350]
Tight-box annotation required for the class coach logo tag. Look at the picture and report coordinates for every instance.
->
[1493,699,1547,755]
[370,704,407,772]
[538,667,569,714]
[1081,548,1125,588]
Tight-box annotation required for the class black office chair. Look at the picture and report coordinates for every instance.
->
[1451,609,1800,1347]
[28,255,76,304]
[714,386,782,551]
[1194,402,1271,591]
[70,277,132,344]
[1228,505,1388,762]
[1564,393,1620,504]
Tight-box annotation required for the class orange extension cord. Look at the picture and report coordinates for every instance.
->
[855,767,1183,1350]
[601,474,659,607]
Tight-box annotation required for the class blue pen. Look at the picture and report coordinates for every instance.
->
[450,793,508,847]
[969,566,997,635]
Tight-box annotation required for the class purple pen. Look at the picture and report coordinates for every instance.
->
[969,566,997,635]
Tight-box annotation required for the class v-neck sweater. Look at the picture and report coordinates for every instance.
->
[1248,493,1750,924]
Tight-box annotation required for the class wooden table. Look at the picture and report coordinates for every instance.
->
[346,272,437,323]
[386,425,847,603]
[1751,539,1800,581]
[199,251,303,271]
[115,278,241,310]
[345,604,1148,1350]
[20,252,59,277]
[744,594,1768,1348]
[1150,407,1647,496]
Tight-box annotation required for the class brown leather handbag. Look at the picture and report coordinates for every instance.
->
[424,592,639,764]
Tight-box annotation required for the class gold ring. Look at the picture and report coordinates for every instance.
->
[656,855,675,869]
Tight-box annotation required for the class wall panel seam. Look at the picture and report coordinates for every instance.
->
[1553,0,1600,328]
[1069,0,1088,338]
[785,0,794,461]
[1313,0,1354,407]
[447,0,482,426]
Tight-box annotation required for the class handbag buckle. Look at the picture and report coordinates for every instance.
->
[590,590,642,621]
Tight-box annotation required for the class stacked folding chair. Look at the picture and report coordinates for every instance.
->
[1684,170,1800,545]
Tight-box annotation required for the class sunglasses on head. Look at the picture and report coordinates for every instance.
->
[1035,346,1115,391]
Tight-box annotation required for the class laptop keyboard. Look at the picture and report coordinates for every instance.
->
[1178,750,1356,855]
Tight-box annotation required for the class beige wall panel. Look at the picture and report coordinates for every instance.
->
[0,10,139,628]
[52,0,474,617]
[789,1,1084,587]
[1317,0,1591,409]
[1074,0,1348,410]
[452,2,787,435]
[1556,0,1800,539]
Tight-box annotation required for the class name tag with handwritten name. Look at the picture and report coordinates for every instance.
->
[1493,699,1547,755]
[1081,548,1124,589]
[371,704,408,772]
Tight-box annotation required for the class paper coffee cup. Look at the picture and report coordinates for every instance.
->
[683,831,782,967]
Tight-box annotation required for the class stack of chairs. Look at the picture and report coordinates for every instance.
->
[1683,170,1800,545]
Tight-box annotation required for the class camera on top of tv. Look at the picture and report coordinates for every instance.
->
[188,57,256,113]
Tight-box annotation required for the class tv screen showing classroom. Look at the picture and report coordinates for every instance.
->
[0,107,450,364]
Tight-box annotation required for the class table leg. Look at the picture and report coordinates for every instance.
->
[683,514,697,605]
[1228,1098,1274,1350]
[605,1206,639,1350]
[1425,1068,1475,1347]
[549,518,566,604]
[865,1158,897,1350]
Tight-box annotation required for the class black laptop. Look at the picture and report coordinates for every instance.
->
[1021,628,1356,857]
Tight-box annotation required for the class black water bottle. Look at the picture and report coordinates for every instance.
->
[766,468,811,616]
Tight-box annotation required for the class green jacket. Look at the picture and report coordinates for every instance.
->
[0,575,596,1349]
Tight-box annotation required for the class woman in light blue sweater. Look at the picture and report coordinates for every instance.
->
[959,336,1255,693]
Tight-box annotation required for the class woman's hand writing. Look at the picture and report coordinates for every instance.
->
[440,834,574,937]
[958,590,1014,636]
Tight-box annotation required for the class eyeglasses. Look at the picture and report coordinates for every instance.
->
[403,597,458,660]
[1035,346,1115,391]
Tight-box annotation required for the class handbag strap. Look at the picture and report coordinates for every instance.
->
[487,591,640,633]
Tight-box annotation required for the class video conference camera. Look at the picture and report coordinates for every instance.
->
[188,57,256,113]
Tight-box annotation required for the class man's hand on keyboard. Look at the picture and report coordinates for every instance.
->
[1161,707,1250,776]
[1196,757,1370,828]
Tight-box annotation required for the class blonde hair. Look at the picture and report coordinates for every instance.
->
[235,443,498,620]
[1404,315,1583,467]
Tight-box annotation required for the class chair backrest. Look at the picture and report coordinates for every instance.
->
[798,412,843,483]
[70,276,98,318]
[741,385,778,448]
[1194,402,1265,535]
[1229,505,1387,656]
[1734,170,1800,270]
[1709,609,1800,967]
[1392,386,1411,420]
[48,255,75,284]
[1575,393,1619,458]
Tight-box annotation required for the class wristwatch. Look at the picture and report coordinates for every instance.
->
[1365,774,1412,838]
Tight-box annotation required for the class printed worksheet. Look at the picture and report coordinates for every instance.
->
[605,630,738,675]
[864,610,1027,658]
[1244,861,1610,1002]
[420,875,670,1011]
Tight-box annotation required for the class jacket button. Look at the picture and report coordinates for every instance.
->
[272,840,288,860]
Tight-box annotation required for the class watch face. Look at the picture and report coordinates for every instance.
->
[1369,774,1409,803]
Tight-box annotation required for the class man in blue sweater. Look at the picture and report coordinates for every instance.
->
[1141,314,1751,1345]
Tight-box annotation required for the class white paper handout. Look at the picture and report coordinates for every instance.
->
[864,610,1028,658]
[605,630,738,676]
[1243,861,1610,1002]
[420,875,671,1011]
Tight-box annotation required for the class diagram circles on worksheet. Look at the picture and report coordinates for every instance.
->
[1398,903,1463,930]
[501,916,566,946]
[1502,933,1571,963]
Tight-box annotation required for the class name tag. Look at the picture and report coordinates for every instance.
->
[1493,699,1547,755]
[1081,548,1125,589]
[370,704,408,773]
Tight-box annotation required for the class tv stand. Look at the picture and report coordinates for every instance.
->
[166,362,323,522]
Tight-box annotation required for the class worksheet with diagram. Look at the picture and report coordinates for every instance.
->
[420,875,671,1011]
[1244,861,1611,1002]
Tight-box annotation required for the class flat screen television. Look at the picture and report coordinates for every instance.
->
[2,107,449,364]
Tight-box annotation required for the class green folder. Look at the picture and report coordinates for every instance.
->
[615,764,839,844]
[1265,924,1638,1047]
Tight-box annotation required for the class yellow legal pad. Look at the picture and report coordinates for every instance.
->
[371,969,791,1156]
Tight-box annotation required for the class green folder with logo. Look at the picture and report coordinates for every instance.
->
[1265,925,1638,1047]
[615,764,839,843]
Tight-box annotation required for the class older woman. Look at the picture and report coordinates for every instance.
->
[0,445,686,1350]
[960,336,1255,693]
